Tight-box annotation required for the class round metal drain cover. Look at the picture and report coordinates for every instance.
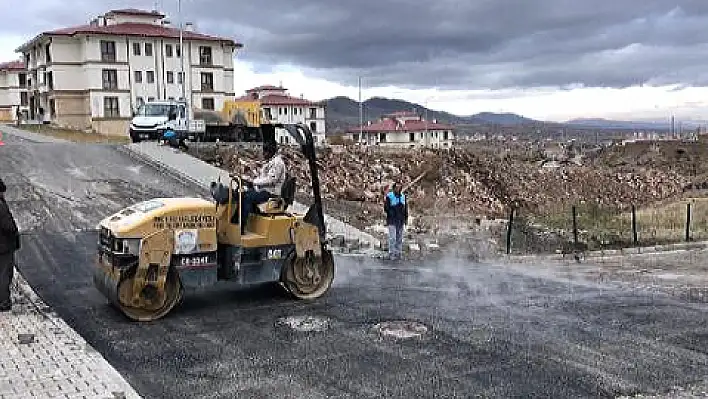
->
[373,321,428,339]
[277,316,330,332]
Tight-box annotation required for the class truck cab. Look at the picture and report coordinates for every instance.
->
[129,100,189,142]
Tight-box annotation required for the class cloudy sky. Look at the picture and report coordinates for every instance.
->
[2,0,708,122]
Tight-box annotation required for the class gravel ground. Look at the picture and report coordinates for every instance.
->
[1,132,708,398]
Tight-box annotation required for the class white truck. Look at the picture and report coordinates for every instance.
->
[128,99,208,143]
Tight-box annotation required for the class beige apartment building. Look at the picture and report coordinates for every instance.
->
[15,8,241,135]
[0,60,29,122]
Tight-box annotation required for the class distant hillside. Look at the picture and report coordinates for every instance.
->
[325,96,541,133]
[470,112,539,125]
[565,118,701,131]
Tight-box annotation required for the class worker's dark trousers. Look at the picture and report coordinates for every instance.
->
[240,190,272,234]
[0,251,14,307]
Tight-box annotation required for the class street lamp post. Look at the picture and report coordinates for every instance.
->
[178,0,186,106]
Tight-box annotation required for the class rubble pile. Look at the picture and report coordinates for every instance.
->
[202,144,689,219]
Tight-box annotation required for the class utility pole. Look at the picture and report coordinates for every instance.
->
[178,0,186,108]
[358,76,363,144]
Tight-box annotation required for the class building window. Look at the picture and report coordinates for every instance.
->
[201,98,214,110]
[310,121,316,132]
[166,71,174,84]
[309,107,317,119]
[18,73,26,88]
[146,71,154,83]
[444,131,449,140]
[20,92,28,106]
[200,72,213,91]
[134,70,142,83]
[47,72,53,90]
[133,42,141,56]
[165,44,173,57]
[136,97,144,108]
[100,40,116,62]
[380,133,387,143]
[177,72,183,84]
[102,69,118,90]
[145,43,153,56]
[199,46,212,65]
[45,44,51,63]
[409,132,415,142]
[176,45,181,58]
[49,99,56,117]
[104,96,119,117]
[148,96,155,102]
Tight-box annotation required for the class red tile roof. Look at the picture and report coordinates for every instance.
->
[260,94,323,106]
[0,60,25,71]
[347,117,454,133]
[17,21,241,50]
[106,8,165,18]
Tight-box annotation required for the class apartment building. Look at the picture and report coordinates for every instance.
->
[15,8,241,135]
[0,60,29,122]
[233,85,327,145]
[347,111,456,148]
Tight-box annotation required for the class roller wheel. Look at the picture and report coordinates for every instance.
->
[281,249,335,300]
[116,268,183,322]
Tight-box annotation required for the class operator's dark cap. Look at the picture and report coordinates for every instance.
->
[0,178,5,193]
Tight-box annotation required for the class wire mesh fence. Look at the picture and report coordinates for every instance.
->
[505,199,708,255]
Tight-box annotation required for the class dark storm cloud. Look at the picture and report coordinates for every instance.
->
[6,0,708,90]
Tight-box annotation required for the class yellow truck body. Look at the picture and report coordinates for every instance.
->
[222,99,262,127]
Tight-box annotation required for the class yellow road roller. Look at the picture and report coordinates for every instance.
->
[93,123,334,321]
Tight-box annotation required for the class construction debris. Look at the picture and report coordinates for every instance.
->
[190,144,689,220]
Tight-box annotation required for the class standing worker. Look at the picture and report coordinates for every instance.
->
[0,178,20,312]
[384,182,408,260]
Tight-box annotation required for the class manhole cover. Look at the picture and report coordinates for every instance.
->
[373,321,428,339]
[277,316,330,332]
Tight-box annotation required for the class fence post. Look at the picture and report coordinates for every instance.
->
[572,205,579,249]
[506,207,514,255]
[631,205,638,245]
[685,202,691,242]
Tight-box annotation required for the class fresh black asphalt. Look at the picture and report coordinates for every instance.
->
[2,127,707,398]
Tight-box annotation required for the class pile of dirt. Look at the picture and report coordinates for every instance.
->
[191,143,689,219]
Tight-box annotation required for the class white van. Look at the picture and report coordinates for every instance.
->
[128,100,191,142]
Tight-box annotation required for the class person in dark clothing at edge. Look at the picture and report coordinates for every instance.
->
[384,182,408,260]
[0,178,20,312]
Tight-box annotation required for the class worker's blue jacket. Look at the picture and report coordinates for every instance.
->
[384,191,408,226]
[162,129,176,140]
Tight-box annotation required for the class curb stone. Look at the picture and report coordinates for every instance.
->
[2,267,142,399]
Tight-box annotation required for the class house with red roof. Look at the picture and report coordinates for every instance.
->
[347,111,456,148]
[232,84,327,145]
[0,60,29,122]
[14,8,241,135]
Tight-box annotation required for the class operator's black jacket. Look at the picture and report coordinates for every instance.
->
[384,191,408,226]
[0,196,20,254]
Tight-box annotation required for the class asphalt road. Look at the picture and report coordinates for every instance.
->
[2,129,708,398]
